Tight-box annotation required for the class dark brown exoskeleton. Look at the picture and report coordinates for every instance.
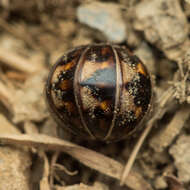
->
[45,44,152,142]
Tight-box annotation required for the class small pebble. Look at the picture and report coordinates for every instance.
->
[77,2,126,43]
[154,176,167,189]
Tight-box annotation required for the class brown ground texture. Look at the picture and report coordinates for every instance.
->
[0,0,190,190]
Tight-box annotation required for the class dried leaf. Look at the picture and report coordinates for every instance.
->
[0,134,152,190]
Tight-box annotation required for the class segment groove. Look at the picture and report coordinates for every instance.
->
[104,46,123,140]
[73,46,95,139]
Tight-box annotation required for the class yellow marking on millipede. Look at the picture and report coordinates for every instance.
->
[100,100,111,112]
[59,61,76,71]
[100,61,113,69]
[136,63,146,76]
[135,106,142,118]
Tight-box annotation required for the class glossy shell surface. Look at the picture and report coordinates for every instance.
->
[46,44,152,142]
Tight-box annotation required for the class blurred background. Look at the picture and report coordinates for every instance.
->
[0,0,190,190]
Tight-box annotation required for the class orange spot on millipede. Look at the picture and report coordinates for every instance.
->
[135,107,142,118]
[64,102,76,114]
[136,63,147,76]
[100,61,111,69]
[60,61,76,71]
[59,80,72,90]
[99,100,111,112]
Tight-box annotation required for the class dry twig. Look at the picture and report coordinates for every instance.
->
[0,47,41,74]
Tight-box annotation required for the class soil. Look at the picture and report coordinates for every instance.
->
[0,0,190,190]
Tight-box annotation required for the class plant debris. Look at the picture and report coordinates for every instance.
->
[0,0,190,190]
[170,135,190,183]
